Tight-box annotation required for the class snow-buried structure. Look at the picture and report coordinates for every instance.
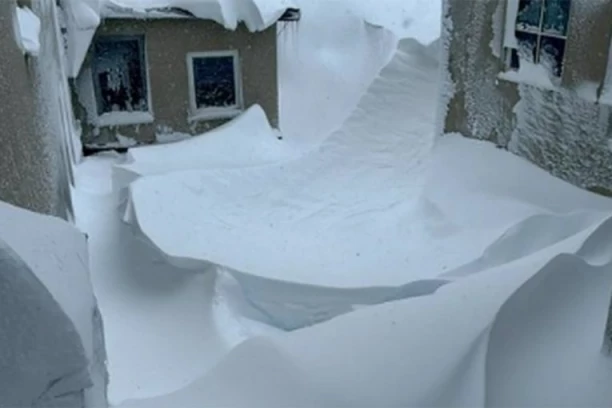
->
[63,0,299,150]
[442,0,612,194]
[0,201,107,408]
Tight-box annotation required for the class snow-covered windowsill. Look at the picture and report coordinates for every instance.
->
[95,111,155,128]
[188,108,243,123]
[497,63,557,91]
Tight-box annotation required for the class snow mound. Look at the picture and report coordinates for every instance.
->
[113,105,296,194]
[125,37,437,281]
[0,201,106,408]
[119,208,612,408]
[123,37,612,331]
[15,6,41,56]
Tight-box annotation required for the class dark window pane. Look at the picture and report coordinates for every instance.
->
[92,36,148,115]
[516,31,538,64]
[516,0,543,32]
[543,0,571,36]
[192,56,237,109]
[510,48,520,70]
[540,36,566,77]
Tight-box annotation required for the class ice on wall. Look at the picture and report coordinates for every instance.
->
[509,83,612,191]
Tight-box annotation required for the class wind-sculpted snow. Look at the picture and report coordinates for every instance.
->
[123,38,480,329]
[120,207,612,408]
[0,201,107,408]
[113,105,297,196]
[124,36,612,332]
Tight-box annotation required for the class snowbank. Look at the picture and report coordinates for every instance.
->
[75,154,279,405]
[15,6,41,56]
[123,36,612,330]
[120,207,612,408]
[0,201,106,407]
[124,38,441,286]
[113,105,296,194]
[63,0,295,77]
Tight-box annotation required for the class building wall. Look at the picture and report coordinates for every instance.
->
[0,0,70,218]
[443,0,612,192]
[74,18,279,147]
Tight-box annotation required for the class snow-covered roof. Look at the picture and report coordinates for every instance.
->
[63,0,299,78]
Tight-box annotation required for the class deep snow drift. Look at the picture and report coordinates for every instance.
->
[0,201,106,408]
[120,204,612,407]
[74,154,277,405]
[125,38,441,286]
[113,105,297,194]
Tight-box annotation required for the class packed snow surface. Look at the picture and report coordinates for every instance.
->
[15,6,41,56]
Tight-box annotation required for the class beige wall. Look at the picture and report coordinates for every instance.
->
[0,0,69,218]
[75,18,279,147]
[444,0,612,192]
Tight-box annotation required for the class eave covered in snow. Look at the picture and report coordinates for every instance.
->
[62,0,300,78]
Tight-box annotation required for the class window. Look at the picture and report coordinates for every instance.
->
[187,50,243,120]
[504,0,571,79]
[91,35,152,125]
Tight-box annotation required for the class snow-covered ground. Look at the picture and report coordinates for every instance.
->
[66,0,612,406]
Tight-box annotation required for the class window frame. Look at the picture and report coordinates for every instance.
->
[502,0,572,81]
[90,34,154,127]
[186,50,244,122]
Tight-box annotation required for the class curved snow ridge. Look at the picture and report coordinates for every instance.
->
[443,210,610,279]
[118,211,612,408]
[112,105,296,194]
[224,266,449,330]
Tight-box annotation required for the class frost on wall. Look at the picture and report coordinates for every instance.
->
[435,0,454,139]
[30,0,76,220]
[459,0,514,145]
[509,83,612,190]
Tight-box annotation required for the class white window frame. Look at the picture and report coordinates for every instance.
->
[186,50,244,122]
[90,34,154,128]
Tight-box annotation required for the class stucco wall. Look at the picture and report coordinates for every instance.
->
[444,0,612,191]
[0,0,68,218]
[74,18,279,147]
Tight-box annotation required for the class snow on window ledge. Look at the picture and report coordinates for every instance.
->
[15,6,41,57]
[187,108,243,123]
[498,61,556,91]
[94,111,154,127]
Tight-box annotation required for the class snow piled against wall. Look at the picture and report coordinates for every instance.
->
[509,84,612,191]
[0,201,107,408]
